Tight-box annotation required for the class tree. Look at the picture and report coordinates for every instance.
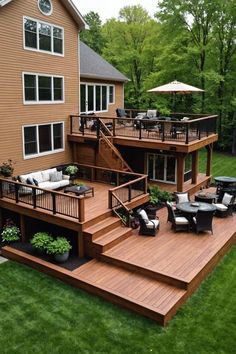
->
[102,6,160,108]
[80,12,105,54]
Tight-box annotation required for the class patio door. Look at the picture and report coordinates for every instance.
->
[148,153,176,183]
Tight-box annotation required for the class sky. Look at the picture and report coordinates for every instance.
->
[72,0,158,23]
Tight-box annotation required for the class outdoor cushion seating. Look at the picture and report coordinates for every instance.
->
[166,201,190,232]
[192,209,214,234]
[137,209,159,236]
[174,192,190,204]
[116,108,129,125]
[18,168,70,194]
[213,193,234,217]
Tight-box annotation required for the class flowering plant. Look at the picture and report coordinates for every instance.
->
[0,159,14,177]
[1,219,20,242]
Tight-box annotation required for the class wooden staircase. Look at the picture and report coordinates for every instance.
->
[83,211,132,258]
[98,124,132,172]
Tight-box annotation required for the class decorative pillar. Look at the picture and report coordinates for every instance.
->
[191,150,199,184]
[176,154,185,192]
[206,144,213,177]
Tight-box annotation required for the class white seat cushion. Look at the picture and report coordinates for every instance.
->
[193,216,196,224]
[175,216,189,225]
[139,209,149,223]
[41,168,57,182]
[213,203,228,211]
[146,219,159,229]
[222,193,233,206]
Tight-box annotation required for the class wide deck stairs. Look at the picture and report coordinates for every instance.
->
[81,210,189,326]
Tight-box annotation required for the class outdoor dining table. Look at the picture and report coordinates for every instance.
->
[214,176,236,186]
[176,202,216,215]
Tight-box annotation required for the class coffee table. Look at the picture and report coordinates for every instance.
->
[64,185,94,197]
[195,193,218,204]
[176,201,216,214]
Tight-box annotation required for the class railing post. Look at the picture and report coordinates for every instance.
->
[0,180,3,198]
[52,193,56,214]
[32,188,37,208]
[108,190,112,209]
[128,185,132,202]
[70,115,73,134]
[15,182,19,203]
[139,122,142,139]
[78,196,85,222]
[185,124,189,144]
[113,119,116,137]
[144,176,148,194]
[162,123,165,142]
[198,122,201,140]
[96,118,100,139]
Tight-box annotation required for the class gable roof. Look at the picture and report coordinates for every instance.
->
[0,0,86,29]
[80,41,129,83]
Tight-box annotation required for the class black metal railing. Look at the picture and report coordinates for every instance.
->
[70,113,218,144]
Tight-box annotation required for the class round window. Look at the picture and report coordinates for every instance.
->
[38,0,53,15]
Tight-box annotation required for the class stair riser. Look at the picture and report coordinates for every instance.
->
[92,230,132,256]
[84,219,122,241]
[82,211,112,230]
[101,255,188,290]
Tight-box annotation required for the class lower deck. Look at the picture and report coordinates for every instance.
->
[3,203,235,326]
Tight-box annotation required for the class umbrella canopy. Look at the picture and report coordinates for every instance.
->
[148,80,204,94]
[147,80,204,111]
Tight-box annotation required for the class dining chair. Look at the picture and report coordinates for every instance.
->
[166,201,190,232]
[174,192,190,204]
[192,209,214,234]
[137,209,159,236]
[213,193,234,217]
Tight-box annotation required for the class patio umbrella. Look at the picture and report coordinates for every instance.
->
[147,80,204,111]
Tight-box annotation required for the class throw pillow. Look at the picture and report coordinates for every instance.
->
[50,171,62,182]
[26,177,34,185]
[33,178,39,186]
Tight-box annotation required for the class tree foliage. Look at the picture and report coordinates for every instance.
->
[80,11,105,54]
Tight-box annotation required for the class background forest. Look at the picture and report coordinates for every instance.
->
[80,0,236,154]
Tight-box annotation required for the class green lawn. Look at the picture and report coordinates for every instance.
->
[199,149,236,177]
[0,246,235,354]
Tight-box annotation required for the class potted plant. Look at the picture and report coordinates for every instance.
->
[46,237,72,263]
[1,219,20,243]
[0,159,14,177]
[64,165,78,178]
[30,232,53,255]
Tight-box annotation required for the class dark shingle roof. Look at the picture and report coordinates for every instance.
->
[80,41,129,82]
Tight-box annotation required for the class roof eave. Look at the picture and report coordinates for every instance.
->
[0,0,13,7]
[60,0,86,29]
[80,73,129,83]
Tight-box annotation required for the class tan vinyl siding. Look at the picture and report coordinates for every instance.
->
[0,0,80,175]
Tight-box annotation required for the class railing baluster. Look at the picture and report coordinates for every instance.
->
[52,193,56,214]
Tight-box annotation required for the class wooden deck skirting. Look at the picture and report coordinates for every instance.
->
[2,206,236,326]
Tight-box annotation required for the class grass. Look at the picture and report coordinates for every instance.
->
[0,246,235,354]
[199,149,236,177]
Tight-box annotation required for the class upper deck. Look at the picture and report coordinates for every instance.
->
[68,113,218,153]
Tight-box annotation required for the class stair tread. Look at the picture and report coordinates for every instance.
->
[75,259,186,316]
[94,226,132,246]
[84,216,120,234]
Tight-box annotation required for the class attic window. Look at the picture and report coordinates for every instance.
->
[38,0,53,16]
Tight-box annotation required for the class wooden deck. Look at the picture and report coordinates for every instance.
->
[3,201,235,326]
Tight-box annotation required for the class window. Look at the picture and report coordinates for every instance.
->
[23,73,64,104]
[23,123,64,158]
[109,85,114,104]
[38,0,53,16]
[24,17,63,55]
[80,83,113,113]
[147,153,176,184]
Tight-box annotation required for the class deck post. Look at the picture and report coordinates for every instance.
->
[78,196,85,222]
[77,224,84,258]
[0,180,2,198]
[20,214,26,243]
[176,154,185,192]
[113,119,116,137]
[52,193,56,214]
[206,144,213,177]
[191,151,198,184]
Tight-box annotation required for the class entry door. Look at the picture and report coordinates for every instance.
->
[148,153,176,183]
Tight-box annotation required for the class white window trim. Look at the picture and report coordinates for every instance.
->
[22,72,64,105]
[38,0,53,16]
[23,16,64,57]
[108,85,115,104]
[22,122,64,159]
[80,82,112,114]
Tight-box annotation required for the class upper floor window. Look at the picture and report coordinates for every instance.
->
[109,85,115,104]
[23,73,64,104]
[24,17,63,55]
[38,0,53,16]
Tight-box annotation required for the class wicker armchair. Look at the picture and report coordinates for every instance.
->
[137,209,159,236]
[193,209,214,234]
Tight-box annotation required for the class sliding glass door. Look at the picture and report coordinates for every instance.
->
[148,153,176,183]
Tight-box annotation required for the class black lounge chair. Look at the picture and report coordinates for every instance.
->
[166,201,190,232]
[174,192,190,204]
[213,193,234,217]
[116,108,128,125]
[137,209,159,236]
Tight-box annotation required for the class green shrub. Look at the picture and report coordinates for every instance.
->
[46,237,72,255]
[0,159,14,177]
[149,185,172,204]
[30,232,53,251]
